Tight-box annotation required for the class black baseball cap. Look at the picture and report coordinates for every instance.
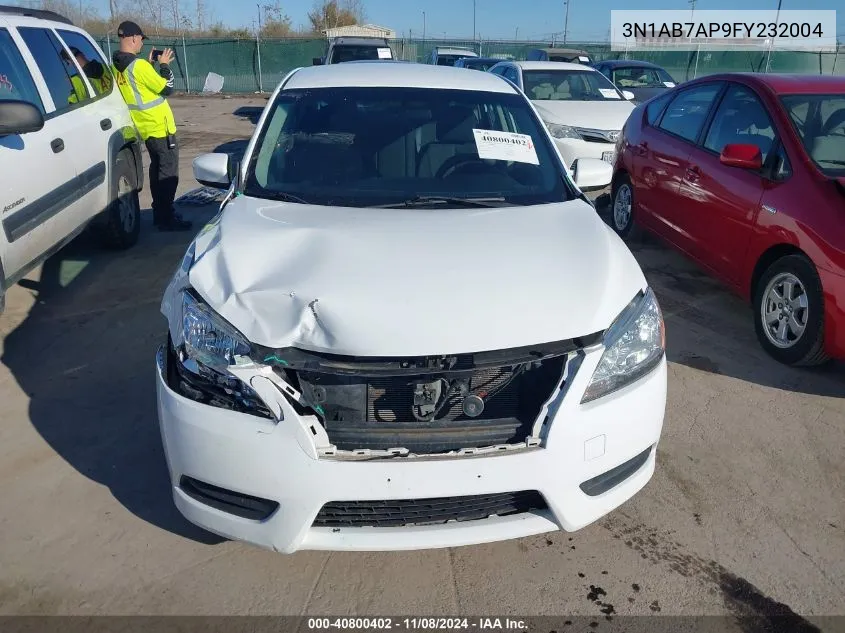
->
[117,21,146,39]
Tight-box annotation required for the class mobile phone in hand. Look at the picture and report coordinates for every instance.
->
[151,49,164,62]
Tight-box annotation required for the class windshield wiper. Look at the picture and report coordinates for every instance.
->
[258,191,311,205]
[374,196,508,209]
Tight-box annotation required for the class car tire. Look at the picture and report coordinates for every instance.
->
[610,173,641,241]
[753,254,829,366]
[100,151,140,250]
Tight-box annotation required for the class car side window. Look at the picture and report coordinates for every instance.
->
[703,84,776,162]
[504,67,519,86]
[17,27,90,114]
[658,83,722,143]
[0,28,44,111]
[57,29,113,97]
[645,92,674,126]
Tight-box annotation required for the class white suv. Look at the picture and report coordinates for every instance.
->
[0,6,142,312]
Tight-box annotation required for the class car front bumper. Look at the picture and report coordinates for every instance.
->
[553,138,617,168]
[156,345,667,553]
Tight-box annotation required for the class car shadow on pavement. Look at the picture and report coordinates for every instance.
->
[213,139,249,163]
[1,210,224,545]
[233,106,264,125]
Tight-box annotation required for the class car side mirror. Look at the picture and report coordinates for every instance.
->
[0,100,44,136]
[193,152,232,190]
[571,158,613,191]
[719,143,763,170]
[622,90,636,101]
[312,57,324,66]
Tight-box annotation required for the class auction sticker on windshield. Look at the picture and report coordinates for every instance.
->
[377,47,392,59]
[472,129,539,165]
[599,88,621,99]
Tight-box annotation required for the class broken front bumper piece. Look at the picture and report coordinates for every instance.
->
[155,337,667,553]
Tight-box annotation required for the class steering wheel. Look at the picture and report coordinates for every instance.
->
[436,154,498,179]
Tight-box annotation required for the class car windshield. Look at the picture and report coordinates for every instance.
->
[522,70,622,102]
[462,60,496,71]
[781,94,845,176]
[244,87,573,208]
[612,66,674,88]
[330,45,390,63]
[437,54,471,66]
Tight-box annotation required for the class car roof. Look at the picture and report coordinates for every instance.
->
[0,4,73,25]
[330,37,389,46]
[435,47,478,56]
[531,47,590,55]
[510,61,595,72]
[460,57,504,63]
[691,72,845,95]
[284,62,517,93]
[600,60,662,69]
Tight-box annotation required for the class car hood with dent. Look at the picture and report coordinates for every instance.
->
[176,197,647,357]
[532,99,635,131]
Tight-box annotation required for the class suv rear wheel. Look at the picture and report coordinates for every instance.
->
[753,254,829,366]
[100,151,140,250]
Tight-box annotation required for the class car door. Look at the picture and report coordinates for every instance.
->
[16,25,107,244]
[0,25,77,284]
[634,82,724,251]
[56,28,123,220]
[678,83,778,285]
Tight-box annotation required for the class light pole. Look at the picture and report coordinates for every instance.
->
[256,4,263,93]
[765,0,783,72]
[473,0,477,42]
[563,0,570,45]
[422,10,426,41]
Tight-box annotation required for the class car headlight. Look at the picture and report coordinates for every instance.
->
[546,122,581,140]
[581,288,665,404]
[181,290,251,369]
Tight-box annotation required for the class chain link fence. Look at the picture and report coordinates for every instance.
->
[93,35,844,95]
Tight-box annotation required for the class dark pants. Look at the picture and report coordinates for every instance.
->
[145,134,179,225]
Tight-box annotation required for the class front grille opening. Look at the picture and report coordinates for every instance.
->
[293,355,567,454]
[179,476,279,521]
[314,490,548,528]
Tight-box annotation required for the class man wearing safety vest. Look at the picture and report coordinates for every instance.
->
[112,21,192,232]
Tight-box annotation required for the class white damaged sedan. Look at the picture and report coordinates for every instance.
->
[156,62,667,553]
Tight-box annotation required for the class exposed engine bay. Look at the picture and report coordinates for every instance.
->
[167,335,588,457]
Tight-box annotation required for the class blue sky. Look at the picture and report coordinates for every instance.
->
[85,0,844,40]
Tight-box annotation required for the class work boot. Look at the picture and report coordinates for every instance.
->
[157,217,193,232]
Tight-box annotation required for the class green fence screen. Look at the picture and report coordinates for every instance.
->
[93,35,844,94]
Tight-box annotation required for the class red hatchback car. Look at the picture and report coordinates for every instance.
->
[611,73,845,366]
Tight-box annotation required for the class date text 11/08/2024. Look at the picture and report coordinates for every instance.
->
[307,619,528,630]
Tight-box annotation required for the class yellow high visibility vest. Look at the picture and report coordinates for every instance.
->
[68,74,88,104]
[114,58,176,141]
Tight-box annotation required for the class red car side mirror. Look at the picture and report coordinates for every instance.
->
[719,143,763,170]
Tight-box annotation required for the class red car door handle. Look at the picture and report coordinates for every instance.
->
[685,165,700,181]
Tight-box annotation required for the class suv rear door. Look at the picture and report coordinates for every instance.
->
[0,24,78,284]
[16,25,108,243]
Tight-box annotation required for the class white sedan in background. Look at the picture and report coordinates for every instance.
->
[156,62,666,553]
[490,61,637,167]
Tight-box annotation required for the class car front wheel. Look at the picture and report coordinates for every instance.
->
[753,254,829,366]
